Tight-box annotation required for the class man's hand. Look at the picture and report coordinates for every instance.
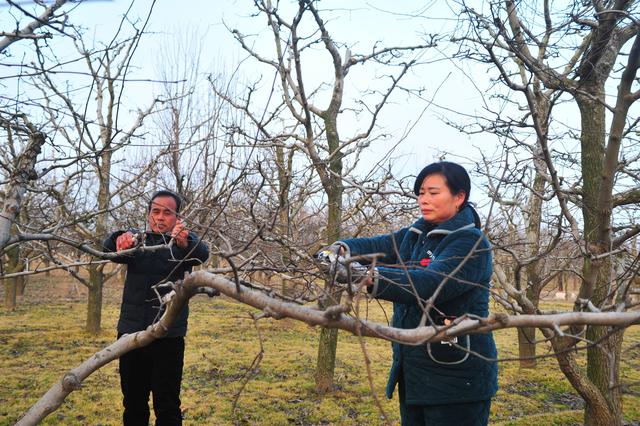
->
[171,219,189,249]
[116,232,136,252]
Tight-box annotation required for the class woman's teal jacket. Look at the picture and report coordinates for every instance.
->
[341,206,498,405]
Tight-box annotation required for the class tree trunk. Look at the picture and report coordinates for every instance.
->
[0,133,44,252]
[578,92,622,426]
[517,287,540,368]
[585,327,623,426]
[517,327,537,368]
[518,138,546,369]
[4,280,17,310]
[515,262,538,369]
[0,131,43,309]
[276,145,293,295]
[315,167,343,393]
[550,341,618,426]
[315,327,339,393]
[16,275,26,297]
[86,121,112,333]
[4,245,22,309]
[86,264,103,334]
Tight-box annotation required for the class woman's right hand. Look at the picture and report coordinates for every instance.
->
[316,242,345,258]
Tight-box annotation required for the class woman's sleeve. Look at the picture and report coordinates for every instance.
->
[341,228,407,265]
[369,230,491,304]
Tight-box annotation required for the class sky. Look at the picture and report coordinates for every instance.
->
[78,1,499,158]
[2,0,509,205]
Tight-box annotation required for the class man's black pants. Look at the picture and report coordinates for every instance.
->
[119,336,185,426]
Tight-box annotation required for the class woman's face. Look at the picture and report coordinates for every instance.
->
[417,173,466,224]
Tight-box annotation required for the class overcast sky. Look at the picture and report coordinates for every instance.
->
[3,0,506,205]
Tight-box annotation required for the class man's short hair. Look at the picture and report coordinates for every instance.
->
[148,190,182,214]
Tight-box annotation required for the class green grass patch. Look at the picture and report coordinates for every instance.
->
[1,275,639,425]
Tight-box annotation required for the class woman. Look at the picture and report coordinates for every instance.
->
[326,161,498,426]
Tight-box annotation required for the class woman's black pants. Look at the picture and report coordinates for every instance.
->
[398,375,491,426]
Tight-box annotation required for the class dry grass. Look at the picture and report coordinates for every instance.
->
[1,271,639,425]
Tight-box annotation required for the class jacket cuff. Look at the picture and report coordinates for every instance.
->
[336,241,351,257]
[367,272,380,298]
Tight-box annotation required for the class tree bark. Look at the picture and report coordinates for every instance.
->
[16,275,26,296]
[516,280,538,367]
[315,179,343,393]
[3,244,20,309]
[3,279,17,310]
[275,144,293,295]
[578,89,622,425]
[0,133,44,252]
[85,264,103,334]
[313,33,345,390]
[517,288,539,368]
[315,327,339,393]
[550,338,617,426]
[83,103,113,333]
[517,135,547,369]
[585,328,623,426]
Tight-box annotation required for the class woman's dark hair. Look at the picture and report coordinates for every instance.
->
[414,161,470,201]
[414,161,481,226]
[148,190,182,214]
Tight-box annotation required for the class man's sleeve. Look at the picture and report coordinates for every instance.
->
[102,231,133,264]
[179,232,209,266]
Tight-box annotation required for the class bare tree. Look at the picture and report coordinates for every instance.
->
[450,1,640,424]
[0,0,162,332]
[0,127,44,308]
[217,0,436,393]
[32,26,160,331]
[466,93,570,368]
[0,0,75,255]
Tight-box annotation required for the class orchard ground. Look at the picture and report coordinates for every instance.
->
[1,270,639,425]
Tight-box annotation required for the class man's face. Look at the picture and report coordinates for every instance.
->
[148,195,178,234]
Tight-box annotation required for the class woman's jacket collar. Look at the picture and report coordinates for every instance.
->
[409,206,479,239]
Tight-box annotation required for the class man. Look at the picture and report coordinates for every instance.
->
[103,190,209,425]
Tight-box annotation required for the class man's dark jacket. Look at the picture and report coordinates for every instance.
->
[341,206,498,406]
[103,230,209,338]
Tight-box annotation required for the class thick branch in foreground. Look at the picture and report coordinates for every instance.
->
[184,271,640,344]
[19,270,640,424]
[16,283,198,426]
